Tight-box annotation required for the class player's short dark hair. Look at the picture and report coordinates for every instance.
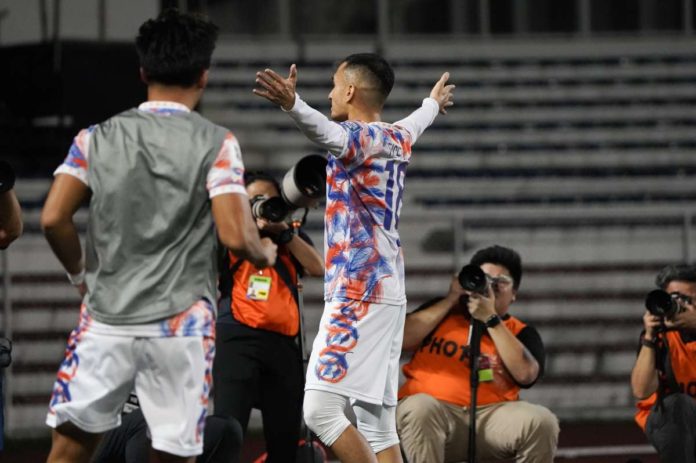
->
[470,245,523,290]
[341,53,394,104]
[655,264,696,289]
[135,9,218,87]
[244,170,281,194]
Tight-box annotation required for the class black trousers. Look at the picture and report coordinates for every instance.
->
[213,323,304,463]
[646,393,696,463]
[92,409,243,463]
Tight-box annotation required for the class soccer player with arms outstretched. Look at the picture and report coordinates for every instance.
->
[254,54,454,463]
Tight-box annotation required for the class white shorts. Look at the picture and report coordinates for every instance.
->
[46,307,215,457]
[305,300,406,406]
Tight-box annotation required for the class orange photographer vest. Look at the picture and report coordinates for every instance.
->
[399,312,528,407]
[635,330,696,431]
[219,248,300,337]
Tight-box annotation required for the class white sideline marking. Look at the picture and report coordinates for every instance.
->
[556,444,656,458]
[330,445,655,463]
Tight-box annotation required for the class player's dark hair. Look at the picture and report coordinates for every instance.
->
[655,264,696,290]
[470,245,523,290]
[341,53,394,104]
[135,9,218,87]
[244,170,281,195]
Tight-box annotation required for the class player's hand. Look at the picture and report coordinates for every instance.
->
[642,310,662,341]
[430,72,455,115]
[466,284,496,322]
[260,237,278,267]
[253,65,298,111]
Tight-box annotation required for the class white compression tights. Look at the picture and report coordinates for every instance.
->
[303,389,399,453]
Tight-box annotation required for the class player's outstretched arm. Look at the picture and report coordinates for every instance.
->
[395,72,455,145]
[253,65,347,156]
[212,193,277,269]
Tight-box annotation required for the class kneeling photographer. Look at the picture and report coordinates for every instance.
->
[632,264,696,463]
[213,168,323,462]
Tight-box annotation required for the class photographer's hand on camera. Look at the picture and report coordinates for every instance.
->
[257,217,289,236]
[259,237,278,268]
[664,299,696,332]
[444,274,467,307]
[642,310,663,342]
[466,284,496,323]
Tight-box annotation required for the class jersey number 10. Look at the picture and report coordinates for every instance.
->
[383,160,407,231]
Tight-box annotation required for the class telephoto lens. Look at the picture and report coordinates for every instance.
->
[250,196,291,223]
[645,289,680,318]
[458,265,488,294]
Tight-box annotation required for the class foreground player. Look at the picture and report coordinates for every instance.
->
[41,10,276,463]
[254,54,454,462]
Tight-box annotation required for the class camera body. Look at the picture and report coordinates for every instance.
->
[249,154,327,223]
[645,289,690,319]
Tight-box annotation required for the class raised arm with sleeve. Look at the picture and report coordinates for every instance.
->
[393,98,439,143]
[283,94,440,158]
[282,94,347,156]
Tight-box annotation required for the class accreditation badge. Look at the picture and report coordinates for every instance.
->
[247,274,272,301]
[478,355,494,382]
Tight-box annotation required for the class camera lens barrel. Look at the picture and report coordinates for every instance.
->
[458,265,488,294]
[250,196,290,223]
[281,154,327,209]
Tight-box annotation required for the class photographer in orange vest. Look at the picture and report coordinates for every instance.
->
[213,171,323,462]
[632,264,696,463]
[397,245,558,463]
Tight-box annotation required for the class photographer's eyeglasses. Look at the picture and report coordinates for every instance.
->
[485,274,514,290]
[670,292,693,306]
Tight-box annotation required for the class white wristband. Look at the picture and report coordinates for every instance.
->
[67,268,86,286]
